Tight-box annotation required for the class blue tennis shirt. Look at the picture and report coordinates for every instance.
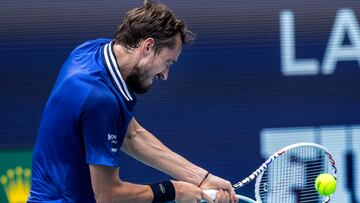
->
[28,38,137,202]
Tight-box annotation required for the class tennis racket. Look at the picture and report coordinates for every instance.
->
[202,142,337,203]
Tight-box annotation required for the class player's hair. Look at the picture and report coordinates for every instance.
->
[115,0,195,54]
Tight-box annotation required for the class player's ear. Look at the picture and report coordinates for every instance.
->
[141,37,155,55]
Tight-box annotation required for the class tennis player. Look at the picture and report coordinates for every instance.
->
[28,1,237,203]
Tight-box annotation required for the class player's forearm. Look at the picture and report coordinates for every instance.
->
[103,182,153,203]
[90,165,154,203]
[96,183,152,203]
[122,119,208,185]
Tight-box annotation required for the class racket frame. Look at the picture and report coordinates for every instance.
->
[232,142,337,203]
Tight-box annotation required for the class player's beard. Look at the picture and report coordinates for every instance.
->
[126,65,152,94]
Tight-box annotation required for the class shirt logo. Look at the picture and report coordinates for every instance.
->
[108,134,117,141]
[108,134,119,153]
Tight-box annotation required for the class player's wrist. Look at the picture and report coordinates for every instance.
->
[149,180,175,203]
[198,171,210,187]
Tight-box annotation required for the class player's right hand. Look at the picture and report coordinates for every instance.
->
[171,180,214,203]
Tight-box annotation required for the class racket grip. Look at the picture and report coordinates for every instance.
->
[203,189,218,200]
[202,190,257,203]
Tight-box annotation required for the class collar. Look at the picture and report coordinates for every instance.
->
[102,41,134,101]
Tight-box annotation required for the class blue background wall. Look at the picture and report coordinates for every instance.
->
[0,0,359,201]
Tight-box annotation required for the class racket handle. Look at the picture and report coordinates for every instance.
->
[202,189,257,203]
[203,189,217,200]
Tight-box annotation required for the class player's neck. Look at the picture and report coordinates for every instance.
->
[112,43,137,80]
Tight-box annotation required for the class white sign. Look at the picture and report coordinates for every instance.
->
[280,9,360,76]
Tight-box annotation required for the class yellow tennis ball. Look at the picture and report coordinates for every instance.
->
[315,173,337,196]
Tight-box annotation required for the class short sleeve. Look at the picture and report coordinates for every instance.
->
[79,87,123,167]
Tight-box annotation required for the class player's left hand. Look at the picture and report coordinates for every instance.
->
[199,173,238,203]
[214,189,231,203]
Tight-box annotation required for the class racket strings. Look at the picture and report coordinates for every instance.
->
[257,146,335,203]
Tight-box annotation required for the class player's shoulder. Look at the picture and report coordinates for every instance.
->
[49,66,114,108]
[72,38,112,55]
[65,38,111,65]
[81,81,119,111]
[55,38,113,95]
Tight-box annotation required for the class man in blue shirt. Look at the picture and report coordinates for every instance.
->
[28,1,237,203]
